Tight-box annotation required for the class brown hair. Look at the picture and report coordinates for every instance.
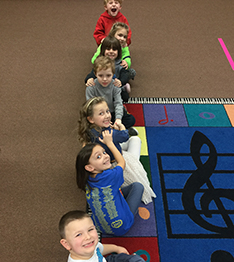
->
[59,210,91,239]
[104,0,123,6]
[93,55,115,75]
[100,36,122,61]
[76,143,100,192]
[109,22,129,38]
[78,97,108,145]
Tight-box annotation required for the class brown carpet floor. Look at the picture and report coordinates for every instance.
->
[0,0,233,261]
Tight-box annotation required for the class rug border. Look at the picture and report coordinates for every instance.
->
[128,97,234,104]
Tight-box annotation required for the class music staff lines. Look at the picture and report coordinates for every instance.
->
[161,170,234,174]
[166,209,234,215]
[157,140,234,239]
[158,153,234,156]
[165,188,234,193]
[167,233,231,239]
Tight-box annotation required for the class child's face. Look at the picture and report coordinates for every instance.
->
[61,217,98,260]
[87,145,112,174]
[114,28,127,47]
[105,0,122,17]
[96,67,113,87]
[104,48,118,60]
[88,101,111,128]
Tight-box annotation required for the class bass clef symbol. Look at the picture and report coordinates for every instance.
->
[182,131,234,236]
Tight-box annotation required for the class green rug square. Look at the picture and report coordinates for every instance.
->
[184,104,231,127]
[140,155,152,186]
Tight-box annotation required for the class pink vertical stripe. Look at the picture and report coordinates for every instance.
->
[218,38,234,70]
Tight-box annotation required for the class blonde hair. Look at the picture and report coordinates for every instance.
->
[109,22,129,38]
[78,97,108,145]
[93,56,115,75]
[104,0,123,6]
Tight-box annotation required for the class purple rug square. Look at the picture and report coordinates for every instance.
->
[143,104,188,127]
[102,202,157,238]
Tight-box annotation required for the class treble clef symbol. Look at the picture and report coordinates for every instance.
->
[182,131,234,237]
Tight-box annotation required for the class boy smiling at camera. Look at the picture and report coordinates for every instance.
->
[59,210,145,261]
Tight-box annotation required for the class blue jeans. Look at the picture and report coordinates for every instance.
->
[106,253,145,262]
[121,182,144,215]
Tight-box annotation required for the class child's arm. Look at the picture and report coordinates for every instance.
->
[121,60,128,69]
[112,86,124,124]
[86,85,96,101]
[91,45,101,64]
[84,69,96,84]
[102,243,129,256]
[113,78,122,87]
[114,118,122,127]
[125,22,132,46]
[99,130,125,170]
[93,17,106,46]
[86,78,95,87]
[112,122,126,131]
[122,46,131,69]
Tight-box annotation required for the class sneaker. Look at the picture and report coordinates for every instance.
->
[128,127,138,136]
[129,68,136,80]
[123,83,131,93]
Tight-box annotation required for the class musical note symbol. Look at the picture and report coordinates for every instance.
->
[182,131,234,236]
[158,106,173,125]
[199,112,215,119]
[211,250,234,262]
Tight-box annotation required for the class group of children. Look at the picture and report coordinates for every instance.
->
[59,1,156,261]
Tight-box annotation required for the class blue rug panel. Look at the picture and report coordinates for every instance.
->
[146,127,234,262]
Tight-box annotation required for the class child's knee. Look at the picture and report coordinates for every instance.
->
[134,182,144,193]
[129,135,141,142]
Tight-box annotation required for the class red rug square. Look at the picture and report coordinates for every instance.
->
[102,236,159,262]
[125,104,145,126]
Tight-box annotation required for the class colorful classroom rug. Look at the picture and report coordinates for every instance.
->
[101,98,234,262]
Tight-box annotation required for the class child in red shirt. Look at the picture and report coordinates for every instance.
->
[93,0,132,46]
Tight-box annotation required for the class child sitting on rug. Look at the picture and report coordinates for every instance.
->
[59,210,145,261]
[93,0,132,46]
[91,22,135,79]
[85,55,136,132]
[85,37,131,103]
[78,96,156,204]
[76,129,144,236]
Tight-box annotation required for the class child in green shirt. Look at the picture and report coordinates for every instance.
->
[91,22,135,79]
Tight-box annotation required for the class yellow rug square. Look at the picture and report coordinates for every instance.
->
[134,126,148,156]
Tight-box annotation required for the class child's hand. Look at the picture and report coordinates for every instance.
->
[86,78,95,87]
[115,246,129,255]
[110,122,118,130]
[99,129,113,145]
[114,78,122,87]
[113,122,125,131]
[111,122,119,130]
[121,60,128,69]
[114,119,122,127]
